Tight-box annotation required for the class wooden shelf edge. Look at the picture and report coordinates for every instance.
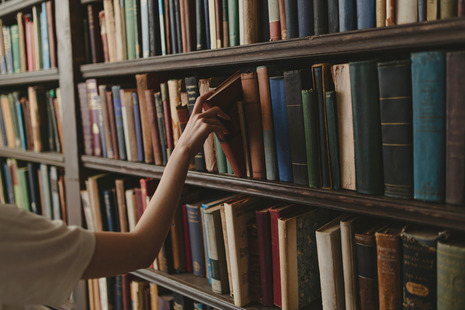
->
[131,269,242,310]
[0,147,65,166]
[0,68,59,86]
[82,155,465,232]
[81,18,465,78]
[0,0,45,18]
[80,0,102,4]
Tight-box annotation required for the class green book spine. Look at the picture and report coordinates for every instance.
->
[228,0,239,46]
[227,160,233,174]
[17,167,30,212]
[214,134,227,173]
[10,25,20,73]
[8,93,21,148]
[438,237,465,310]
[302,89,320,188]
[325,91,341,190]
[125,0,136,59]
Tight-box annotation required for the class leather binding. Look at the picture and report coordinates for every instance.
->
[227,0,239,46]
[222,0,229,47]
[376,0,386,26]
[339,0,355,31]
[284,0,298,38]
[268,0,282,40]
[328,0,340,33]
[302,90,321,188]
[145,89,163,165]
[325,91,341,190]
[111,85,127,160]
[164,0,172,54]
[241,72,266,179]
[148,0,161,56]
[269,76,293,182]
[350,60,384,195]
[204,0,211,49]
[278,0,288,39]
[168,0,178,54]
[297,0,314,37]
[440,0,458,18]
[136,74,156,163]
[256,208,273,306]
[377,59,413,199]
[376,224,403,310]
[446,51,465,205]
[356,0,376,29]
[284,70,309,186]
[411,51,445,202]
[386,0,395,25]
[243,0,259,44]
[87,4,103,63]
[257,66,278,181]
[105,90,119,160]
[154,92,168,164]
[402,225,446,309]
[418,0,427,21]
[196,0,206,50]
[314,0,329,35]
[312,64,334,189]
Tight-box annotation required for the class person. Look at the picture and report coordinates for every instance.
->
[0,91,228,309]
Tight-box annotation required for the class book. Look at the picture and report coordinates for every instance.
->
[104,90,118,159]
[340,215,360,310]
[186,202,206,277]
[87,173,115,231]
[167,79,183,145]
[331,63,356,190]
[269,76,293,183]
[111,85,127,161]
[411,51,445,202]
[204,71,246,177]
[98,85,115,159]
[228,0,239,46]
[242,0,259,44]
[39,163,52,219]
[132,92,144,162]
[0,95,16,147]
[314,0,329,35]
[27,162,41,215]
[86,79,105,157]
[145,89,163,165]
[121,88,138,161]
[135,73,156,163]
[302,89,321,188]
[28,87,48,152]
[440,0,458,19]
[386,0,395,25]
[350,60,384,195]
[356,0,376,29]
[115,178,138,233]
[87,4,104,63]
[50,166,62,220]
[10,25,21,73]
[326,91,341,190]
[78,83,93,156]
[396,0,418,24]
[284,0,298,38]
[103,189,119,231]
[154,91,168,164]
[214,135,227,174]
[160,83,174,158]
[268,0,281,40]
[418,0,427,21]
[255,208,273,306]
[316,214,348,310]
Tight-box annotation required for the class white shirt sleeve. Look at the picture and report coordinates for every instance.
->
[0,204,96,307]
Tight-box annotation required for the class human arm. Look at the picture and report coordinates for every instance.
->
[82,90,228,278]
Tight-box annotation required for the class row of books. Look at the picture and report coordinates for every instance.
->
[0,158,67,222]
[78,50,465,206]
[84,0,464,64]
[88,276,215,310]
[0,1,57,75]
[80,175,465,309]
[0,87,63,153]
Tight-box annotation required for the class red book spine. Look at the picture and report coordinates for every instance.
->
[24,15,35,71]
[256,209,274,306]
[46,1,56,68]
[269,208,283,307]
[182,204,193,273]
[269,20,281,41]
[99,11,110,63]
[105,90,119,159]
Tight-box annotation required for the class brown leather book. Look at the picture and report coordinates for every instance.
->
[105,90,119,159]
[241,72,266,179]
[145,89,163,165]
[99,11,110,63]
[386,0,396,25]
[164,0,171,54]
[376,224,403,310]
[135,74,156,163]
[199,78,218,173]
[179,0,189,52]
[20,97,34,150]
[243,0,259,44]
[278,0,287,39]
[171,205,187,273]
[46,1,57,68]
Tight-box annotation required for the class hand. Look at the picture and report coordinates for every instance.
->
[176,90,230,160]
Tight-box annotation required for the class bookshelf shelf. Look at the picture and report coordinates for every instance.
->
[0,0,46,18]
[80,18,465,79]
[0,68,59,86]
[0,147,65,166]
[82,155,465,232]
[80,0,101,4]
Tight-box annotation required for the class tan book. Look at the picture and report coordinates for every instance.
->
[32,6,42,70]
[167,79,182,146]
[0,19,5,73]
[331,64,356,191]
[0,95,16,147]
[237,100,252,177]
[28,86,46,152]
[103,0,117,62]
[208,0,218,49]
[219,204,233,296]
[125,188,137,231]
[98,85,115,159]
[396,0,418,24]
[440,0,458,19]
[199,78,218,173]
[87,173,113,232]
[386,0,396,25]
[115,178,139,233]
[121,89,138,161]
[135,74,155,163]
[113,0,127,61]
[81,189,95,231]
[16,12,27,72]
[376,0,387,27]
[243,0,259,44]
[340,215,360,310]
[427,0,438,20]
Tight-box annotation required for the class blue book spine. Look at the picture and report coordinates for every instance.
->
[297,0,314,37]
[15,100,27,150]
[103,190,115,232]
[269,76,293,183]
[284,0,298,38]
[411,51,446,202]
[4,26,14,74]
[141,0,150,58]
[3,162,15,204]
[40,2,50,70]
[201,203,212,284]
[418,0,427,21]
[203,0,211,49]
[339,0,355,32]
[186,204,206,277]
[0,100,8,145]
[158,0,167,55]
[111,86,127,160]
[132,93,144,162]
[356,0,375,29]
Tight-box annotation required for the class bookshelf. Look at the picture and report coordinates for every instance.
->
[0,68,59,85]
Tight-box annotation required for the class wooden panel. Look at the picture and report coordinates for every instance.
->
[0,147,64,166]
[0,0,45,18]
[81,18,465,78]
[82,155,465,232]
[0,69,59,87]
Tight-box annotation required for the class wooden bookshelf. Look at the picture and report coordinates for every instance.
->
[0,147,64,166]
[80,0,101,4]
[82,155,465,232]
[0,68,59,86]
[81,18,465,78]
[0,0,45,18]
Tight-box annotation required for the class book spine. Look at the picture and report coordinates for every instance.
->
[203,0,211,49]
[396,0,418,24]
[135,74,155,163]
[284,70,309,186]
[105,91,119,159]
[222,0,230,47]
[226,0,237,46]
[10,25,21,73]
[339,0,355,31]
[418,0,427,21]
[460,0,465,16]
[161,83,174,157]
[356,233,379,310]
[87,4,104,63]
[214,0,223,48]
[40,2,50,69]
[182,204,193,273]
[325,91,341,190]
[278,0,287,39]
[145,90,163,165]
[377,59,413,199]
[331,64,356,190]
[313,0,329,35]
[302,90,321,188]
[386,0,396,25]
[23,15,34,71]
[214,135,227,173]
[100,11,110,62]
[257,66,278,181]
[158,0,167,55]
[78,83,94,156]
[437,239,465,309]
[87,79,104,157]
[111,86,127,160]
[169,0,178,53]
[103,0,118,62]
[411,51,446,202]
[125,0,136,59]
[350,60,384,195]
[98,86,115,159]
[186,204,206,277]
[4,26,14,73]
[174,0,183,52]
[268,0,281,40]
[164,0,172,54]
[154,92,168,165]
[446,51,465,205]
[440,0,458,18]
[356,0,376,29]
[132,93,144,162]
[284,0,298,38]
[27,162,41,215]
[376,0,387,26]
[121,90,135,161]
[256,210,273,306]
[196,0,206,50]
[243,0,259,44]
[45,2,55,67]
[328,0,340,33]
[15,95,27,149]
[269,76,293,182]
[241,72,266,179]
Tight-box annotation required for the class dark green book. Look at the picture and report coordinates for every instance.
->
[325,91,341,190]
[228,0,239,46]
[10,25,20,73]
[7,93,21,148]
[302,89,320,188]
[350,60,384,195]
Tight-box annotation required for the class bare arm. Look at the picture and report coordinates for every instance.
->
[82,91,228,279]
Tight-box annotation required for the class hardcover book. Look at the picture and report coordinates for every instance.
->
[186,202,206,277]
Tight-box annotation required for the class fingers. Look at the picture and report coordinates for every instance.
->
[201,106,231,121]
[192,90,215,115]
